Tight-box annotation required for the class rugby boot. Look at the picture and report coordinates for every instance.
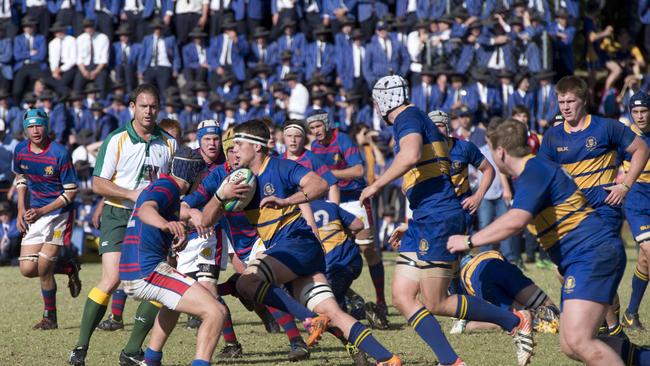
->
[186,315,201,330]
[511,310,535,366]
[220,341,243,358]
[33,316,58,330]
[622,311,645,331]
[438,358,467,366]
[97,314,124,331]
[67,259,82,298]
[119,349,145,366]
[365,302,389,330]
[68,346,88,366]
[346,342,370,366]
[449,318,468,335]
[287,338,310,361]
[376,355,402,366]
[306,314,330,347]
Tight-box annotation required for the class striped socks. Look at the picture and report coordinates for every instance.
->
[408,307,458,365]
[626,267,649,315]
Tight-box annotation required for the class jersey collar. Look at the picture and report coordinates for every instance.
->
[126,120,163,144]
[563,114,591,134]
[258,155,271,175]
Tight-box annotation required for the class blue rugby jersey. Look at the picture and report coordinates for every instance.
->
[310,199,361,273]
[512,156,610,267]
[622,125,650,209]
[184,157,315,247]
[119,175,181,281]
[186,153,224,242]
[393,106,462,218]
[284,149,338,187]
[12,140,78,215]
[459,250,506,296]
[310,129,366,202]
[448,137,486,202]
[538,115,636,209]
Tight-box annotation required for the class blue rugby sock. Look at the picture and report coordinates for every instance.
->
[144,348,162,366]
[190,360,210,366]
[254,282,316,321]
[348,322,393,362]
[408,307,457,365]
[455,294,520,332]
[627,267,649,314]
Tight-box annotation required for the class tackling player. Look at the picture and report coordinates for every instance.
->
[447,119,649,366]
[360,75,534,366]
[307,111,389,329]
[14,108,79,330]
[537,76,649,338]
[199,119,402,365]
[119,146,227,366]
[622,92,650,330]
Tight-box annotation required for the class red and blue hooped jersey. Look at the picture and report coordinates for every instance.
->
[12,140,77,215]
[119,176,181,281]
[284,149,338,187]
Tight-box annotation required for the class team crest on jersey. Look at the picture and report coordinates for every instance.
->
[264,183,275,196]
[452,161,462,172]
[44,166,54,175]
[564,276,576,294]
[333,153,341,163]
[419,238,429,252]
[20,164,29,170]
[200,247,212,259]
[585,136,597,151]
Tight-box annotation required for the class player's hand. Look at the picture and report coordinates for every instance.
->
[359,184,379,207]
[447,235,469,254]
[127,187,145,203]
[388,223,408,250]
[502,191,513,207]
[260,195,288,209]
[462,194,482,215]
[165,221,187,250]
[24,208,43,224]
[92,204,103,229]
[604,184,629,206]
[189,209,213,238]
[16,212,28,233]
[219,177,250,200]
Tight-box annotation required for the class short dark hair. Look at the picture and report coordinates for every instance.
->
[234,119,270,153]
[158,119,182,139]
[555,76,588,101]
[130,83,160,105]
[512,105,530,119]
[487,119,530,157]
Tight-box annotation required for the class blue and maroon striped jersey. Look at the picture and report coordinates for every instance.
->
[12,140,77,215]
[120,175,181,281]
[284,149,338,187]
[310,129,366,202]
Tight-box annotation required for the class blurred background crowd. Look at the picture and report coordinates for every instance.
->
[0,0,648,267]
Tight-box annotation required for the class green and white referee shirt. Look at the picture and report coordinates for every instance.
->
[93,121,177,209]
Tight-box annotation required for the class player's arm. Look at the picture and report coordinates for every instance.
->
[180,202,213,238]
[328,184,340,204]
[200,178,252,227]
[299,203,320,240]
[447,208,532,253]
[261,172,329,209]
[14,174,28,233]
[24,184,77,223]
[359,133,422,204]
[93,176,142,203]
[139,200,187,251]
[92,137,142,202]
[605,136,650,205]
[331,163,364,180]
[462,159,495,215]
[347,217,364,235]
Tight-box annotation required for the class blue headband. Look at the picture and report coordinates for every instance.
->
[629,92,650,110]
[197,126,222,141]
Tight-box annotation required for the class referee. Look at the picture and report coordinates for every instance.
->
[69,84,177,366]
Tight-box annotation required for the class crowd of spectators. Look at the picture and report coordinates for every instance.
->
[0,0,649,266]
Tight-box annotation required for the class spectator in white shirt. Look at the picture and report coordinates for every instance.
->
[49,22,77,92]
[74,19,110,99]
[174,0,209,46]
[284,72,309,119]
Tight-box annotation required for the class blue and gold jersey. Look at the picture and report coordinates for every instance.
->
[393,106,462,218]
[460,250,505,297]
[538,115,636,209]
[622,125,650,243]
[512,156,608,265]
[622,125,650,192]
[310,199,361,273]
[447,137,485,201]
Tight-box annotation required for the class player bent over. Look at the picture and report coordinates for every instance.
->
[14,108,81,330]
[119,146,227,366]
[447,119,650,366]
[622,92,650,330]
[198,119,401,365]
[360,75,534,366]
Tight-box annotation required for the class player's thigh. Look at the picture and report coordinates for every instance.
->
[560,299,608,349]
[37,243,61,274]
[18,243,42,276]
[176,282,225,320]
[246,252,299,284]
[391,270,421,313]
[419,275,454,313]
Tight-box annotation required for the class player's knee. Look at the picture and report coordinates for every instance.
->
[18,254,39,277]
[197,263,219,285]
[299,281,335,312]
[236,272,261,300]
[391,287,411,312]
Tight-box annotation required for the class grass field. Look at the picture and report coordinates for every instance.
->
[1,249,649,366]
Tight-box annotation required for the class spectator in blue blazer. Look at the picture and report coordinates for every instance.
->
[363,21,410,90]
[348,0,388,41]
[0,202,20,266]
[183,27,210,84]
[201,94,223,122]
[157,96,182,122]
[547,9,576,78]
[275,49,304,83]
[49,0,84,35]
[215,71,241,101]
[273,19,307,65]
[468,68,501,123]
[252,62,276,93]
[455,20,488,74]
[12,16,49,102]
[0,90,22,137]
[443,72,478,114]
[248,27,276,69]
[89,102,118,140]
[208,19,249,83]
[111,24,141,94]
[207,0,240,37]
[106,92,131,128]
[336,28,367,97]
[533,69,558,132]
[179,97,202,132]
[138,18,181,98]
[508,16,542,73]
[140,0,174,38]
[19,0,51,36]
[509,72,535,129]
[0,27,12,93]
[270,0,304,39]
[411,66,444,113]
[84,0,120,41]
[303,26,336,82]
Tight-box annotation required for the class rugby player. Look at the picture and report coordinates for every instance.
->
[307,110,389,328]
[69,84,177,366]
[361,75,534,366]
[14,108,80,330]
[199,119,402,365]
[622,92,650,330]
[119,146,227,366]
[447,119,648,365]
[537,76,649,338]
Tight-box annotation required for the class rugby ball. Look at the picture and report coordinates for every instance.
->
[221,168,257,212]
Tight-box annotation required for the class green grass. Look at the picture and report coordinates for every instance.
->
[1,249,649,366]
